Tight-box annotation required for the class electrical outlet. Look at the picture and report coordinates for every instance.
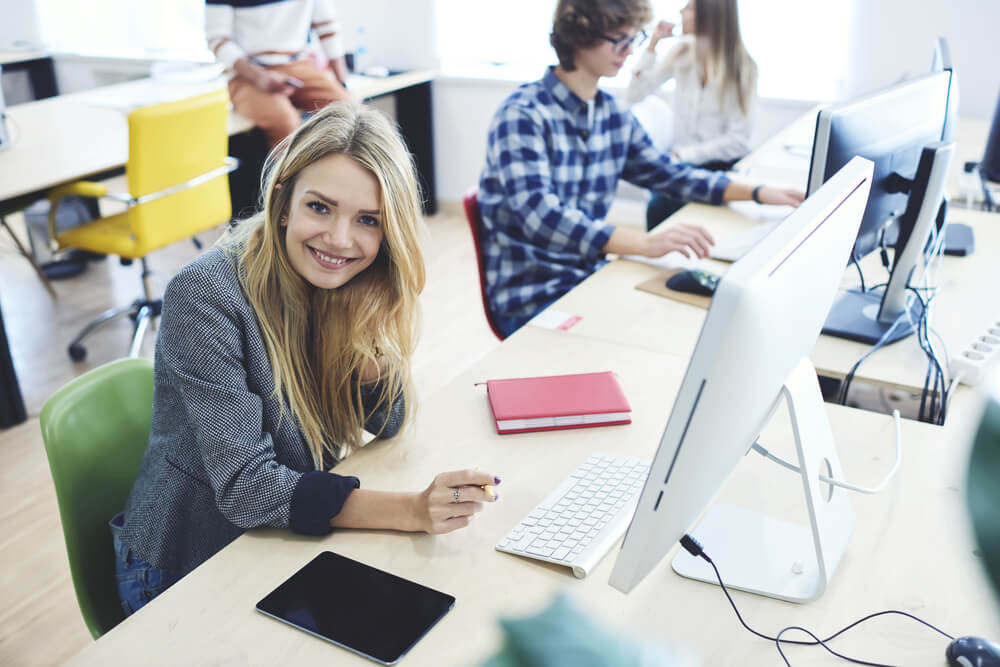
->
[951,318,1000,386]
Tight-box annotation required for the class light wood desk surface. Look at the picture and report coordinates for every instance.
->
[0,69,435,205]
[550,109,998,398]
[67,326,1000,666]
[550,204,999,397]
[0,49,50,66]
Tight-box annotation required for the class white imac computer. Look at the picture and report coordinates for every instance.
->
[609,157,873,602]
[807,70,956,344]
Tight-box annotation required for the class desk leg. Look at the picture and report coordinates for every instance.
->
[0,299,27,428]
[227,128,270,220]
[394,81,437,215]
[26,57,59,100]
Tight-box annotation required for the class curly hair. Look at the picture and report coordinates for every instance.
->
[550,0,652,71]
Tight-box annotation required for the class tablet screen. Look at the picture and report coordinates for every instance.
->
[256,551,455,664]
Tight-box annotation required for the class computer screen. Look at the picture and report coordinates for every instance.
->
[609,158,873,602]
[931,37,958,143]
[982,88,1000,184]
[807,70,951,263]
[807,70,955,344]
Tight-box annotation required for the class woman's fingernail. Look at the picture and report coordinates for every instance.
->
[494,476,502,485]
[492,492,499,501]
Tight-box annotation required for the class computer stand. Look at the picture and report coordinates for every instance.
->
[821,287,923,345]
[672,358,854,603]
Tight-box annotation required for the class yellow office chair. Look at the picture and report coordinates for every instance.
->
[46,89,238,361]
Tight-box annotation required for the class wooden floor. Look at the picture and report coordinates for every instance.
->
[0,206,502,664]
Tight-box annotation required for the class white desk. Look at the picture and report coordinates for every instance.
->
[65,326,1000,665]
[549,204,1000,398]
[0,68,436,208]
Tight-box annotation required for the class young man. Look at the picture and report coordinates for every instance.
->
[477,0,803,337]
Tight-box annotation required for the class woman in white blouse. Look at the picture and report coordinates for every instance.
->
[625,0,758,229]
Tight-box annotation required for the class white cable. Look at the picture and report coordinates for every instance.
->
[750,409,902,495]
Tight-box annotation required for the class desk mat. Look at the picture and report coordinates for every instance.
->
[635,269,712,310]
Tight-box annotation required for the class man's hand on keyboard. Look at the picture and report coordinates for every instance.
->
[414,469,501,534]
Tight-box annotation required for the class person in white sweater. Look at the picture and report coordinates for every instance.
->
[624,0,758,229]
[206,0,358,147]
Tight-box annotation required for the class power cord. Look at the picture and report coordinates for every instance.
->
[679,534,955,666]
[850,251,866,292]
[750,410,902,495]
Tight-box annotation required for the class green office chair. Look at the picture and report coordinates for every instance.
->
[39,357,154,638]
[968,370,1000,599]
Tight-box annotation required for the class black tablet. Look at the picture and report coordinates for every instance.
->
[255,551,455,664]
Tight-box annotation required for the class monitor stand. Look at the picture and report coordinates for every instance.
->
[672,358,853,603]
[821,287,924,345]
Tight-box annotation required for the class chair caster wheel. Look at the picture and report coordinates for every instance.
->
[68,344,87,362]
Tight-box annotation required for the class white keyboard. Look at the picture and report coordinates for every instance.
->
[496,453,650,578]
[711,220,780,261]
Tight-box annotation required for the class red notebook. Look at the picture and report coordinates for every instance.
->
[485,371,632,434]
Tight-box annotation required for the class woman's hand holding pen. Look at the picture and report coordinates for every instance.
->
[414,469,501,534]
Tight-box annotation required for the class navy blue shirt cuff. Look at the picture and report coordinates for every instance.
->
[289,471,360,535]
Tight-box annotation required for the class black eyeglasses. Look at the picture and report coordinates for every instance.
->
[598,30,647,54]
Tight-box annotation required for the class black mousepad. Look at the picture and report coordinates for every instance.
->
[256,551,455,664]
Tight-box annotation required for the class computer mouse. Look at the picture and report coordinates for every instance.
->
[946,636,1000,667]
[666,269,720,296]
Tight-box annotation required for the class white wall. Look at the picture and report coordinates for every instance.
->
[844,0,1000,120]
[0,3,43,49]
[335,0,437,71]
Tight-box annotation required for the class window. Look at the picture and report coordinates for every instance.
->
[33,0,211,61]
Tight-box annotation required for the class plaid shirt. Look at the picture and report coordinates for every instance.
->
[478,67,731,330]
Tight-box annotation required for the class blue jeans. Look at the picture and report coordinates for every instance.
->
[109,512,179,616]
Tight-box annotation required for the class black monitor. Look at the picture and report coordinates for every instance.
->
[807,70,956,344]
[883,38,974,256]
[982,88,1000,184]
[932,37,959,143]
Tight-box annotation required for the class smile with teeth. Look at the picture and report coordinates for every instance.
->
[309,246,356,268]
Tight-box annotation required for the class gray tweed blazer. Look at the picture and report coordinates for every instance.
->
[119,247,404,578]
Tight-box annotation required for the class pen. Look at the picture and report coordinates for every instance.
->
[475,466,496,500]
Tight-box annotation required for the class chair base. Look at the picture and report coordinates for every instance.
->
[68,298,162,362]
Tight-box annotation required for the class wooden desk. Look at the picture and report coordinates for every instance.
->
[0,68,437,210]
[65,326,1000,665]
[548,204,999,397]
[549,109,998,399]
[0,69,436,427]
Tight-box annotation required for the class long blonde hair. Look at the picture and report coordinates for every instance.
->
[694,0,757,115]
[224,103,425,468]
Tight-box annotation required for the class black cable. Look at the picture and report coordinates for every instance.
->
[979,168,996,212]
[851,251,867,292]
[838,311,905,406]
[907,287,945,424]
[681,534,956,665]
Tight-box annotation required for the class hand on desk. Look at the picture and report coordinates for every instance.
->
[415,469,501,534]
[756,186,805,207]
[644,223,715,260]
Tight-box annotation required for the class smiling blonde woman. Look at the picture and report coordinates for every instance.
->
[109,103,501,617]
